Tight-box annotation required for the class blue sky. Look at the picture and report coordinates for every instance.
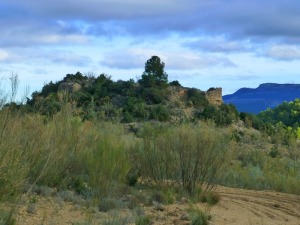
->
[1,0,300,99]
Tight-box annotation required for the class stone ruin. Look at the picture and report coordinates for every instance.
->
[59,82,82,93]
[205,87,223,105]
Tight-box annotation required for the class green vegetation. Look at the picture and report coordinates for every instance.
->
[135,215,152,225]
[0,57,300,223]
[199,103,239,126]
[221,124,300,194]
[19,56,239,126]
[188,206,210,225]
[199,191,221,205]
[258,98,300,127]
[134,123,231,194]
[139,55,168,87]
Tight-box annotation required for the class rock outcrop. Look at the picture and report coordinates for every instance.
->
[206,88,223,105]
[59,82,82,93]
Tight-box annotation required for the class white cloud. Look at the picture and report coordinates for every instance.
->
[166,54,236,70]
[50,53,92,67]
[101,48,160,69]
[39,34,89,44]
[1,0,300,98]
[101,47,235,70]
[2,0,300,47]
[265,45,300,60]
[0,50,9,61]
[185,37,249,53]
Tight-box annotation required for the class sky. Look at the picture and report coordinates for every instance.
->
[1,0,300,100]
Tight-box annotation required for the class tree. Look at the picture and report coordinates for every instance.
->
[139,56,168,86]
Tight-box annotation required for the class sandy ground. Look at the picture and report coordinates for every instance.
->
[211,186,300,225]
[5,186,300,225]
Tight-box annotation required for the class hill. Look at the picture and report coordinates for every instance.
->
[4,56,240,126]
[21,70,239,126]
[223,83,300,114]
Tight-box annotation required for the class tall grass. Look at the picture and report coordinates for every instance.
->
[134,123,232,194]
[221,125,300,195]
[0,76,132,225]
[1,75,299,225]
[83,122,131,198]
[27,104,132,198]
[0,74,29,201]
[0,107,30,201]
[0,103,132,192]
[223,149,300,194]
[0,94,133,225]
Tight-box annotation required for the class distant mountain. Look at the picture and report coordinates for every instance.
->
[223,83,300,114]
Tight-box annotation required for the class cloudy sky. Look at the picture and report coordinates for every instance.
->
[1,0,300,99]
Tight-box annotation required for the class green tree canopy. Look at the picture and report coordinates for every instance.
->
[139,56,168,86]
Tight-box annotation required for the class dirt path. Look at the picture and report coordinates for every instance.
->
[6,186,300,225]
[210,186,300,225]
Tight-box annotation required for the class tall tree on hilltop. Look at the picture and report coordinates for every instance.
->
[139,56,168,87]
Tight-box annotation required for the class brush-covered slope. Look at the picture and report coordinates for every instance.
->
[22,71,239,126]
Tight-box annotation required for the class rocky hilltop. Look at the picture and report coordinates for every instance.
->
[223,83,300,114]
[58,79,223,106]
[25,72,231,123]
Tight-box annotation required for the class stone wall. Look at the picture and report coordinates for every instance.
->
[59,82,82,93]
[205,87,223,105]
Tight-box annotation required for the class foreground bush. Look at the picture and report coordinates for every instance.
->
[223,150,300,194]
[134,123,231,194]
[0,102,132,203]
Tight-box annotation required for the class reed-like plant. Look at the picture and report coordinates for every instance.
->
[135,123,231,194]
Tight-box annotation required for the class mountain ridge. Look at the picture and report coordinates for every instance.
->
[223,83,300,114]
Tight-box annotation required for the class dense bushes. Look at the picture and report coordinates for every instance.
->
[223,150,300,194]
[258,99,300,127]
[199,103,239,126]
[22,64,242,126]
[221,125,300,195]
[1,71,299,218]
[187,88,209,108]
[0,108,30,201]
[238,99,300,141]
[134,123,231,194]
[1,100,299,200]
[0,102,133,202]
[1,99,233,204]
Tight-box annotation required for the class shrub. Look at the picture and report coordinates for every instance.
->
[149,104,170,121]
[0,210,15,225]
[98,198,124,212]
[190,212,209,225]
[83,127,130,198]
[269,147,279,158]
[169,80,181,87]
[103,215,130,225]
[135,215,152,225]
[223,149,300,195]
[140,87,168,104]
[150,190,166,204]
[187,88,208,108]
[199,191,220,205]
[189,208,210,225]
[199,104,238,126]
[126,169,139,186]
[135,123,231,194]
[0,109,33,200]
[0,98,134,205]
